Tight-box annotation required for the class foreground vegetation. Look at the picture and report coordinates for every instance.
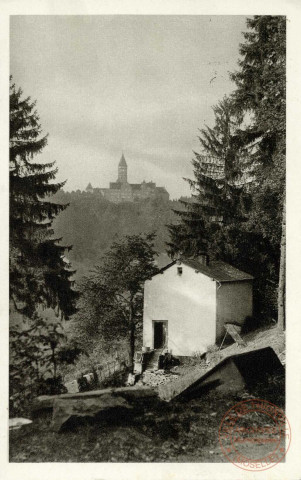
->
[10,370,284,463]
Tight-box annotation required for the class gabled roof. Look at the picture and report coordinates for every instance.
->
[152,257,253,283]
[182,258,253,282]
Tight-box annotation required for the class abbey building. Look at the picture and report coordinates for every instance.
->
[86,154,169,203]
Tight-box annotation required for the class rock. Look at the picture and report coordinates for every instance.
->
[140,369,180,388]
[9,418,32,430]
[133,362,143,374]
[65,379,79,393]
[32,386,158,413]
[51,394,133,432]
[127,373,136,386]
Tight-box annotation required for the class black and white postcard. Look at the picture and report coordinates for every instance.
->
[1,1,301,479]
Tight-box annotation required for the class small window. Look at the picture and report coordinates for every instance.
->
[177,267,183,275]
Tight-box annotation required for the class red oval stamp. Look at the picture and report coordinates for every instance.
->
[218,399,291,471]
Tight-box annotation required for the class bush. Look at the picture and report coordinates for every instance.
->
[9,318,68,416]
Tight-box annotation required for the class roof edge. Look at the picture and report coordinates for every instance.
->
[149,260,176,278]
[147,258,254,282]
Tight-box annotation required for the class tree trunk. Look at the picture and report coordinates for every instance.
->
[128,299,135,369]
[277,197,286,330]
[52,346,57,380]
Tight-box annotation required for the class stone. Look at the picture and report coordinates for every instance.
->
[51,394,133,432]
[32,386,158,413]
[65,379,79,393]
[133,362,143,374]
[9,418,32,430]
[127,373,136,386]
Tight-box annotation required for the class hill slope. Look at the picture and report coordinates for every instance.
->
[52,190,183,278]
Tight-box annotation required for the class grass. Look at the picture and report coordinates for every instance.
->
[9,370,285,463]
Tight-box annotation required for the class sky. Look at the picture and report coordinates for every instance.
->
[10,15,248,199]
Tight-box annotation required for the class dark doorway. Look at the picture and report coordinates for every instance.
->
[153,321,167,349]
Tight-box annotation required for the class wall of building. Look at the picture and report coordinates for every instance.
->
[216,281,253,342]
[143,263,216,356]
[100,184,169,203]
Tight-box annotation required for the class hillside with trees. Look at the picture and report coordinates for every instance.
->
[52,189,182,275]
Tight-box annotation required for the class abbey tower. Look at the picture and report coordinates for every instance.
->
[86,153,169,203]
[117,153,128,184]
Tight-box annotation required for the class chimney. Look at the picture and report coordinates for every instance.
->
[198,253,209,266]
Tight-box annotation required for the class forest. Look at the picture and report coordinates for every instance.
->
[52,189,183,273]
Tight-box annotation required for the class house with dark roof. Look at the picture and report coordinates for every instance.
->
[143,255,253,357]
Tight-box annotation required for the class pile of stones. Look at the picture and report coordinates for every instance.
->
[137,369,179,387]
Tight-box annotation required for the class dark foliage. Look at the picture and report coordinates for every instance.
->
[52,190,181,265]
[9,318,68,415]
[73,233,159,365]
[9,79,78,319]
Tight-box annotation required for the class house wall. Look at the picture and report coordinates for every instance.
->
[143,264,216,356]
[216,281,253,342]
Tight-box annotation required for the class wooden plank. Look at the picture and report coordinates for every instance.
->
[225,323,246,346]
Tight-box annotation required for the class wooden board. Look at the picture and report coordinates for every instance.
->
[224,323,246,346]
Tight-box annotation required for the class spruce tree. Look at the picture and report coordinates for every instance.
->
[167,96,250,260]
[230,16,286,325]
[10,79,78,319]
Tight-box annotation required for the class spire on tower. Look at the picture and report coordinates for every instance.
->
[119,152,127,167]
[117,152,128,183]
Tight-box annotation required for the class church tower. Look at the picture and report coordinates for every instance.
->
[118,153,128,183]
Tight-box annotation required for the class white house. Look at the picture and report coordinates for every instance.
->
[143,256,253,357]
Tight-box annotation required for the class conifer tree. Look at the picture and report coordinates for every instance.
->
[167,96,250,259]
[230,16,286,326]
[10,79,78,319]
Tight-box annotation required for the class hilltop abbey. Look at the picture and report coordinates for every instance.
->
[86,154,169,203]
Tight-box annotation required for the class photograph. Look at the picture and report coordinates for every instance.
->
[8,13,288,469]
